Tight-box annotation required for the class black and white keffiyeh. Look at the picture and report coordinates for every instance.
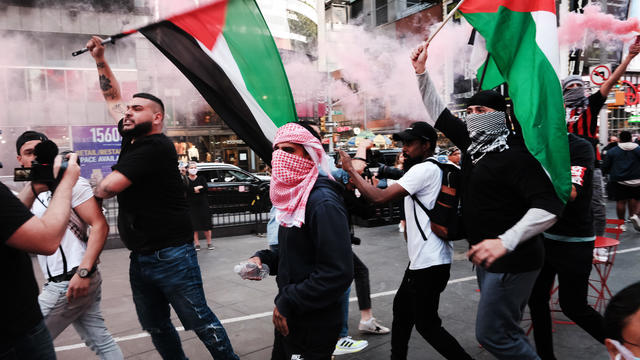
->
[465,111,510,164]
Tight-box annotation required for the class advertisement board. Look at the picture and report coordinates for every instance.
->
[72,125,121,180]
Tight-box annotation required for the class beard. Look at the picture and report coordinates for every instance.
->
[121,120,153,138]
[403,153,423,171]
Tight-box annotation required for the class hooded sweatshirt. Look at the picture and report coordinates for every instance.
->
[255,176,353,326]
[602,142,640,183]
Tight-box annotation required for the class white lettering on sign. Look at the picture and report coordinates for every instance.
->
[89,127,122,143]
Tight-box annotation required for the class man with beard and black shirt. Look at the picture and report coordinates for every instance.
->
[411,42,564,359]
[340,122,474,360]
[563,40,640,237]
[87,36,238,359]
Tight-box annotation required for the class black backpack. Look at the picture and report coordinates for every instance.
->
[410,159,465,241]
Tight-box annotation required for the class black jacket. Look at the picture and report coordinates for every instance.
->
[255,176,353,326]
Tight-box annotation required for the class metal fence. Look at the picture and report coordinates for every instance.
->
[103,195,400,243]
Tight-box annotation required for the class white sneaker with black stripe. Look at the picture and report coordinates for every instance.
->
[333,336,368,356]
[358,317,390,334]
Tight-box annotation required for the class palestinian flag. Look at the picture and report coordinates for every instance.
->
[460,0,571,202]
[137,0,297,164]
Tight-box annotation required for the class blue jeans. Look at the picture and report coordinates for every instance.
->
[0,320,55,360]
[39,271,122,359]
[475,267,541,360]
[129,244,239,360]
[339,287,351,338]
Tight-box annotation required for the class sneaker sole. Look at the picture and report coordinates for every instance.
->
[631,216,640,231]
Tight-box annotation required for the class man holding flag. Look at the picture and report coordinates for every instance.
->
[87,37,239,360]
[410,41,564,359]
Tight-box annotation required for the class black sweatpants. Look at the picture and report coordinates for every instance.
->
[271,320,341,360]
[352,252,371,310]
[528,238,605,360]
[390,264,473,360]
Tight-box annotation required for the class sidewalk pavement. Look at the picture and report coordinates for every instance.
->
[40,201,640,359]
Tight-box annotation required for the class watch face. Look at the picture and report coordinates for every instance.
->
[78,268,89,278]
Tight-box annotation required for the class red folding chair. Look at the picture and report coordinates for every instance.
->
[589,219,623,313]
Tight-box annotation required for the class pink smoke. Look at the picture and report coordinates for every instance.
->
[559,4,640,47]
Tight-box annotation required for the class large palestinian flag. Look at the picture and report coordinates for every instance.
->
[137,0,297,164]
[460,0,571,202]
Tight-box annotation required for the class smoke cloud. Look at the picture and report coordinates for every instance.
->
[559,4,640,48]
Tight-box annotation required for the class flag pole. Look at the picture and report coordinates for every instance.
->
[426,0,466,45]
[71,29,138,57]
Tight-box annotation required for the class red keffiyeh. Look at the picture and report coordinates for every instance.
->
[270,123,331,228]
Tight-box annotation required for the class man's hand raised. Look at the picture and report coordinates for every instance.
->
[410,42,429,75]
[86,36,106,62]
[629,36,640,58]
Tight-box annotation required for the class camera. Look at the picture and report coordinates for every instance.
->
[14,140,69,191]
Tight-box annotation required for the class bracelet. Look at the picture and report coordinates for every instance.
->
[352,157,367,162]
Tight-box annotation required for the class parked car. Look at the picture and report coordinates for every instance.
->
[195,163,271,214]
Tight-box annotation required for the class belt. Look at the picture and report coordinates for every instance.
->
[47,266,96,283]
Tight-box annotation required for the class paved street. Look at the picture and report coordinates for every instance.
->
[42,201,639,360]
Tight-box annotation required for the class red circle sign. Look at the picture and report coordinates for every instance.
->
[591,65,611,85]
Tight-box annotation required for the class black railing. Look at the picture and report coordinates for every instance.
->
[103,193,399,244]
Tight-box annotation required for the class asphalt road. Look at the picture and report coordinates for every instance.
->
[41,201,640,359]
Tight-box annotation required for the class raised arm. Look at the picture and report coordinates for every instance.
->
[87,36,126,123]
[600,38,640,97]
[411,43,471,151]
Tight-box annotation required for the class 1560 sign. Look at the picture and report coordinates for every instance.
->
[89,127,121,143]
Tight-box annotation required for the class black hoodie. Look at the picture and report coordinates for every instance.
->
[255,176,353,326]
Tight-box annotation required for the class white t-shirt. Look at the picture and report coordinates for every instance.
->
[31,177,94,278]
[397,160,453,270]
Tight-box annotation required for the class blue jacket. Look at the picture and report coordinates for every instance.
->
[602,143,640,182]
[255,176,353,326]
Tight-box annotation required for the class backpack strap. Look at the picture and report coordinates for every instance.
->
[411,194,431,241]
[409,158,441,242]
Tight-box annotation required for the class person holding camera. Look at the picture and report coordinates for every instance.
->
[1,151,80,359]
[87,36,239,359]
[339,122,473,360]
[14,131,123,359]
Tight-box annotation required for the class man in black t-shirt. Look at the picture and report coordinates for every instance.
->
[2,154,80,359]
[411,43,564,360]
[564,41,640,237]
[529,134,606,359]
[87,37,239,359]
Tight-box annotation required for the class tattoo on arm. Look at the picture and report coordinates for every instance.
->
[111,103,125,114]
[96,62,106,69]
[99,74,113,92]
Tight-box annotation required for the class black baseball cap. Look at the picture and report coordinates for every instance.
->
[16,130,48,155]
[393,121,438,144]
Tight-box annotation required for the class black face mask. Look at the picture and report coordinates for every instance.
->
[121,120,153,138]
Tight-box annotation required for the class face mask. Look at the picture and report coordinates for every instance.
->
[611,339,640,360]
[563,87,587,107]
[188,168,197,175]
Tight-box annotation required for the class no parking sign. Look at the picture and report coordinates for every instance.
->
[590,65,611,86]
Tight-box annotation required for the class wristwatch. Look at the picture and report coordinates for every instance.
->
[77,268,90,278]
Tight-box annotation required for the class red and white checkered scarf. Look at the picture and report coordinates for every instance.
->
[270,123,332,228]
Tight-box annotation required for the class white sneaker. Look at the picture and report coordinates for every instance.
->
[333,336,368,356]
[630,215,640,232]
[358,317,390,334]
[621,224,627,232]
[594,248,608,262]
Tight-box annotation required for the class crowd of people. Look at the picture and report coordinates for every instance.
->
[2,34,640,360]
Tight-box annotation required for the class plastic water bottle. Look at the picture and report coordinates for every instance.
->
[234,262,269,280]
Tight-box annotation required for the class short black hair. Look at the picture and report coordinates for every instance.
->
[620,130,632,143]
[16,130,48,155]
[133,92,165,113]
[604,281,640,342]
